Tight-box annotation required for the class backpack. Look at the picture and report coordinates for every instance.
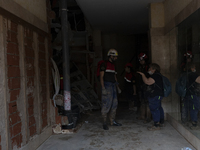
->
[175,72,194,97]
[96,60,107,80]
[175,73,187,97]
[162,75,172,97]
[156,74,172,97]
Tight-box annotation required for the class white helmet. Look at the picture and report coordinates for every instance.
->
[107,49,118,56]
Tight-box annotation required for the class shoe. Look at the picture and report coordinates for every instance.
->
[159,123,165,127]
[190,125,200,130]
[112,121,122,126]
[103,123,109,130]
[147,125,160,131]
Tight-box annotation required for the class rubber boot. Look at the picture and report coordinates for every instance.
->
[102,115,109,130]
[138,104,145,120]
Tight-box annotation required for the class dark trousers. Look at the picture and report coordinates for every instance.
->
[181,96,190,123]
[189,95,200,123]
[148,96,164,125]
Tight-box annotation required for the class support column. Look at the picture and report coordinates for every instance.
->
[60,0,71,111]
[149,3,173,113]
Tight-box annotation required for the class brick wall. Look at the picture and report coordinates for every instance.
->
[0,0,55,149]
[7,21,23,149]
[24,28,37,138]
[38,34,48,129]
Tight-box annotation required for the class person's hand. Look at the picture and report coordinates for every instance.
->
[137,71,143,76]
[117,87,121,94]
[102,87,107,95]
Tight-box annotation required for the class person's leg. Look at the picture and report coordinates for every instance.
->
[109,84,122,126]
[189,95,200,129]
[181,96,189,124]
[101,82,112,130]
[147,96,161,130]
[159,98,164,126]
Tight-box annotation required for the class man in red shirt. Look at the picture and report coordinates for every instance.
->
[100,49,122,130]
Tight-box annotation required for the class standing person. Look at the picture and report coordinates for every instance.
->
[183,62,200,130]
[100,48,122,130]
[180,51,193,72]
[136,53,151,123]
[137,63,164,131]
[180,51,193,124]
[124,63,137,110]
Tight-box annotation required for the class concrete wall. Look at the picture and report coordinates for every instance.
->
[0,0,48,33]
[0,0,55,149]
[164,0,192,26]
[13,0,47,23]
[149,0,200,113]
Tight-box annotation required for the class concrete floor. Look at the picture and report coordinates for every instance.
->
[37,102,196,150]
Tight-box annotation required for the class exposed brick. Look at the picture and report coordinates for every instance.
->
[42,108,47,116]
[41,94,47,102]
[9,112,21,126]
[38,60,46,69]
[7,30,18,43]
[24,38,33,48]
[55,104,61,125]
[29,116,36,126]
[24,28,33,38]
[38,35,45,43]
[42,118,47,129]
[8,78,20,90]
[26,69,35,77]
[10,21,18,33]
[39,68,46,76]
[9,101,17,114]
[40,77,46,84]
[27,77,34,87]
[11,133,22,148]
[9,89,20,102]
[29,125,36,137]
[25,46,34,58]
[10,122,21,137]
[7,54,19,66]
[39,44,45,53]
[7,66,20,77]
[28,106,34,116]
[28,96,34,106]
[39,51,46,60]
[55,115,61,124]
[40,86,47,95]
[7,42,19,55]
[26,57,35,65]
[42,111,47,120]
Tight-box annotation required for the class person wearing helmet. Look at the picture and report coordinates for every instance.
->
[178,62,200,130]
[123,63,137,111]
[99,48,122,130]
[136,52,151,123]
[181,51,193,72]
[180,51,193,125]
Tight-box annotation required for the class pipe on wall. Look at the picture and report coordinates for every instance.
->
[60,0,71,111]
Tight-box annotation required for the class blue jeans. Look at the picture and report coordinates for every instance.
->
[181,96,190,123]
[148,96,164,124]
[188,95,200,123]
[101,82,118,122]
